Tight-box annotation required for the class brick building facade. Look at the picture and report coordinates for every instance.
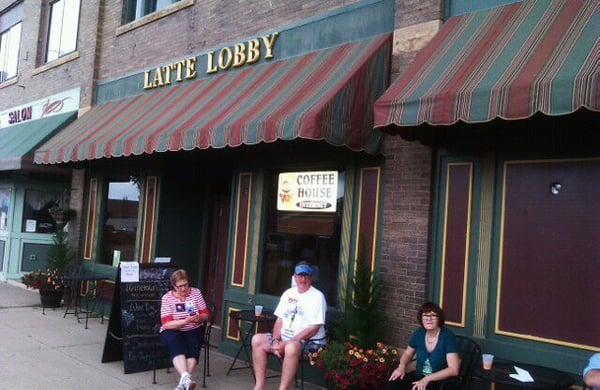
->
[2,0,444,351]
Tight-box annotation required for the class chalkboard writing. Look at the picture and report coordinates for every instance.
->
[102,263,176,374]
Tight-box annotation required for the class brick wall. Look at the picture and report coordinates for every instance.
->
[379,0,441,346]
[67,168,86,258]
[0,0,101,111]
[96,0,441,82]
[380,136,433,346]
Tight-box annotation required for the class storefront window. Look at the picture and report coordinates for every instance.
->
[0,189,11,231]
[22,190,61,233]
[260,171,345,305]
[99,178,141,266]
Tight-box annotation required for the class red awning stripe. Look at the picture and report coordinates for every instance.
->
[35,34,391,164]
[374,0,600,128]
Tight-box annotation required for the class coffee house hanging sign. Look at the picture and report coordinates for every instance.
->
[277,171,338,212]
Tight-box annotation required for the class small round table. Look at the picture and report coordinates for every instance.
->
[226,309,277,378]
[473,358,574,389]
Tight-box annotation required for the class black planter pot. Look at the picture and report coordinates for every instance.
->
[40,289,64,308]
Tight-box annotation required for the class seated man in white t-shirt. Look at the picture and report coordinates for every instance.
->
[252,262,327,390]
[584,353,600,390]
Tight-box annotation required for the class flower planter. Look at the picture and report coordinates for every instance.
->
[40,289,64,308]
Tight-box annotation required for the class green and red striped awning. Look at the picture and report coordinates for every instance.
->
[35,35,391,164]
[374,0,599,129]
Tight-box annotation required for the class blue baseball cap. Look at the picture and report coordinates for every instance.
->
[294,264,313,276]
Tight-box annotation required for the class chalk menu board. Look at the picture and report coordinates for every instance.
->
[102,263,176,374]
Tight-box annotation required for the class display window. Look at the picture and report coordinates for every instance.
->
[259,170,345,305]
[0,188,10,231]
[21,190,62,233]
[99,177,141,266]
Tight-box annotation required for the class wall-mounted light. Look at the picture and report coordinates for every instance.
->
[550,182,562,195]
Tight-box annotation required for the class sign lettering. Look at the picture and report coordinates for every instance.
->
[277,171,338,212]
[143,32,279,90]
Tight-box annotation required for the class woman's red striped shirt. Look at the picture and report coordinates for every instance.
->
[160,287,209,332]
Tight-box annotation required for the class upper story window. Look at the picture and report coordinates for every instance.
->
[46,0,80,62]
[0,3,23,83]
[123,0,181,23]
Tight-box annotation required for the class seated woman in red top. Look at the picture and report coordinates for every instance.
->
[160,269,210,390]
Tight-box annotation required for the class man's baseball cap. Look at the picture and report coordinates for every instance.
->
[294,264,313,276]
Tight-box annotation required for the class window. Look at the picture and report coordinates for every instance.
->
[46,0,80,62]
[0,3,23,83]
[259,171,345,305]
[0,189,11,231]
[123,0,180,23]
[99,178,141,266]
[22,190,62,234]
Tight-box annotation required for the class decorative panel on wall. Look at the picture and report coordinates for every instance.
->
[21,243,52,272]
[140,176,158,263]
[440,163,473,327]
[354,167,381,271]
[83,178,98,260]
[497,159,600,350]
[226,308,241,341]
[231,173,252,288]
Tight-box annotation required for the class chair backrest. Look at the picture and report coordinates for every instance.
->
[204,303,217,346]
[455,335,482,387]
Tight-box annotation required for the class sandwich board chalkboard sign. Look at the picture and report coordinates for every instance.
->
[102,263,176,374]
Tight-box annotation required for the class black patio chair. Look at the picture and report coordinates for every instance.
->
[200,303,216,388]
[62,260,84,319]
[296,312,343,390]
[432,335,481,389]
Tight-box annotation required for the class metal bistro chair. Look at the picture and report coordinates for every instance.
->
[432,335,481,389]
[296,313,342,390]
[62,260,84,319]
[81,279,114,329]
[200,303,216,388]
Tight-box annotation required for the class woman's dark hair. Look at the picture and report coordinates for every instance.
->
[417,301,445,327]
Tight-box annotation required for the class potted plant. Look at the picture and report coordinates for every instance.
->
[48,204,75,226]
[21,227,73,307]
[309,341,399,389]
[22,268,65,307]
[48,190,75,226]
[310,257,397,389]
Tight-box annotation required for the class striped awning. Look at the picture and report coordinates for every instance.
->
[35,35,391,164]
[374,0,599,129]
[0,112,76,170]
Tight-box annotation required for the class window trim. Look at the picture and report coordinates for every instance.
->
[255,166,355,309]
[44,0,81,64]
[96,177,144,266]
[0,21,22,83]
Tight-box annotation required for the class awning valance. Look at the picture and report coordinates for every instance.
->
[374,0,599,129]
[0,112,76,170]
[35,35,391,164]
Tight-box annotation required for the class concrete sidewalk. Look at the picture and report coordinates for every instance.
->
[0,282,320,390]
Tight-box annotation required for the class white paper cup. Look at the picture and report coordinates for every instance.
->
[482,354,494,370]
[255,305,263,316]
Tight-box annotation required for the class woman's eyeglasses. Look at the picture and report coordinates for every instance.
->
[174,282,189,290]
[422,313,439,319]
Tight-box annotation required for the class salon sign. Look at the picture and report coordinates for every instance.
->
[277,171,338,212]
[0,88,80,129]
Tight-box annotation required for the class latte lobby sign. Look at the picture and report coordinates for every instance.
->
[277,171,338,212]
[143,32,279,89]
